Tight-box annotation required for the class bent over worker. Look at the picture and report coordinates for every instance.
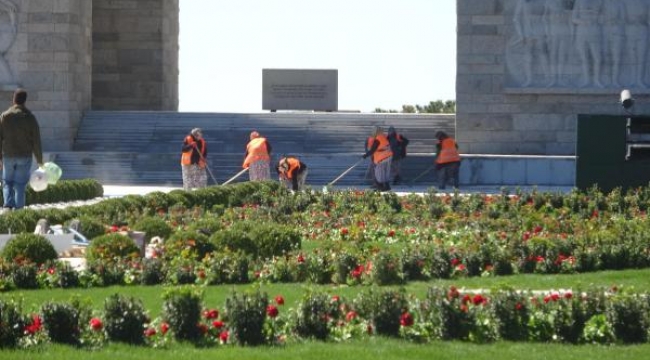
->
[243,131,272,181]
[277,155,308,191]
[434,131,461,190]
[180,128,207,190]
[362,126,393,191]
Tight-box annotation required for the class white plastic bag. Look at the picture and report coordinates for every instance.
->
[29,168,48,192]
[43,162,62,185]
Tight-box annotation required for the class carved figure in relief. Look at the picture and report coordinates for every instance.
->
[624,0,650,87]
[543,0,573,86]
[602,0,625,87]
[513,0,550,86]
[0,0,16,84]
[572,0,603,87]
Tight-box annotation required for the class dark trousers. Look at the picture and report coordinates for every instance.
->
[437,161,460,189]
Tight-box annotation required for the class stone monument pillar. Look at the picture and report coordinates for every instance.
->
[92,0,179,110]
[3,0,93,151]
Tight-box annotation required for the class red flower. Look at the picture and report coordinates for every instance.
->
[198,323,209,335]
[24,314,42,335]
[388,230,396,237]
[331,295,340,303]
[460,304,469,313]
[275,295,285,306]
[212,320,224,329]
[564,291,573,300]
[266,305,279,318]
[550,292,560,301]
[219,330,229,343]
[297,253,305,263]
[472,294,486,306]
[447,286,460,300]
[341,228,349,236]
[515,303,524,311]
[160,322,170,335]
[399,312,414,327]
[455,264,466,271]
[367,324,373,335]
[197,269,206,279]
[89,317,103,331]
[203,309,219,320]
[450,258,460,266]
[345,311,358,322]
[462,294,471,305]
[144,327,157,337]
[533,225,543,234]
[47,267,55,275]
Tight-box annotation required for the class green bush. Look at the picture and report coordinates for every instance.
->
[354,288,408,337]
[1,233,58,265]
[0,299,25,348]
[224,290,269,346]
[103,294,149,345]
[293,291,339,340]
[369,251,403,285]
[162,287,203,342]
[132,216,173,243]
[10,263,38,289]
[140,258,165,285]
[41,302,82,345]
[204,252,249,284]
[86,233,140,262]
[210,221,300,260]
[67,216,106,240]
[163,231,212,261]
[606,294,650,343]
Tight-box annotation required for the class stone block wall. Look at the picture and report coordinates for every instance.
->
[3,0,93,152]
[456,0,650,155]
[92,0,178,110]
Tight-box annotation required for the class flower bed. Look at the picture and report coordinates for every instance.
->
[1,285,649,349]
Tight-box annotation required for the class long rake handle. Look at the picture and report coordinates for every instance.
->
[327,158,365,187]
[221,167,249,186]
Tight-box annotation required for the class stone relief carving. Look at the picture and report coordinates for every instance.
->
[506,0,650,89]
[0,0,16,85]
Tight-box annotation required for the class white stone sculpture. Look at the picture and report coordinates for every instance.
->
[543,0,573,86]
[513,0,550,87]
[602,0,626,87]
[0,0,16,85]
[572,0,604,88]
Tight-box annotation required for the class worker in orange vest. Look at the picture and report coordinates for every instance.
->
[180,128,207,190]
[364,134,376,186]
[277,155,308,191]
[434,131,461,190]
[362,126,393,191]
[243,131,272,181]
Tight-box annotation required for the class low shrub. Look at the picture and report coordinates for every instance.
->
[41,301,82,345]
[103,294,149,345]
[132,216,173,243]
[163,231,212,261]
[224,290,268,346]
[210,221,300,260]
[140,258,165,285]
[10,263,38,289]
[86,233,140,262]
[0,299,25,348]
[293,291,339,340]
[162,287,203,342]
[354,288,408,337]
[67,216,106,240]
[606,294,650,343]
[1,234,58,265]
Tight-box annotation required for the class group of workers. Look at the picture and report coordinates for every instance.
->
[180,127,460,191]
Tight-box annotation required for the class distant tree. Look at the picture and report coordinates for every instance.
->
[373,100,455,114]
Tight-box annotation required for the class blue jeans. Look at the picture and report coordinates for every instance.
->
[3,157,33,209]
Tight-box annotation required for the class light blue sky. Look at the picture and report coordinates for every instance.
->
[178,0,456,113]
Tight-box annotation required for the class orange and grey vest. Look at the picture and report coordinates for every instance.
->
[279,157,301,179]
[435,138,461,164]
[243,137,270,168]
[372,134,393,164]
[181,136,206,168]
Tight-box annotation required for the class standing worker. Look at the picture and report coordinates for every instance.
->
[364,132,377,187]
[362,126,393,191]
[243,131,272,181]
[434,131,461,190]
[387,126,409,185]
[0,89,43,210]
[277,155,308,191]
[180,128,208,190]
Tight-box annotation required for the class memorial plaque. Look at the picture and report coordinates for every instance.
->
[263,69,338,111]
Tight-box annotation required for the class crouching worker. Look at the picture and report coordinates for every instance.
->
[277,156,308,191]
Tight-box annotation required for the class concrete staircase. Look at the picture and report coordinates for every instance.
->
[54,111,456,186]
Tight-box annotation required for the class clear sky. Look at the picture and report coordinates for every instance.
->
[178,0,456,113]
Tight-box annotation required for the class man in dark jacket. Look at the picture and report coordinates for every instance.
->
[0,89,43,210]
[387,126,409,185]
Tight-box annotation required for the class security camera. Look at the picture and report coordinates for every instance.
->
[621,89,634,110]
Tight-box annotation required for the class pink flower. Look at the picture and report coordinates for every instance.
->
[345,311,358,322]
[144,327,157,337]
[266,305,279,318]
[89,317,103,331]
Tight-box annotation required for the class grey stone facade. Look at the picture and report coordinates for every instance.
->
[457,0,650,155]
[0,0,178,152]
[92,0,178,110]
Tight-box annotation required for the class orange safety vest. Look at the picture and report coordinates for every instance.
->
[243,137,270,168]
[435,138,461,164]
[181,136,206,168]
[372,134,393,164]
[279,157,301,179]
[366,137,374,152]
